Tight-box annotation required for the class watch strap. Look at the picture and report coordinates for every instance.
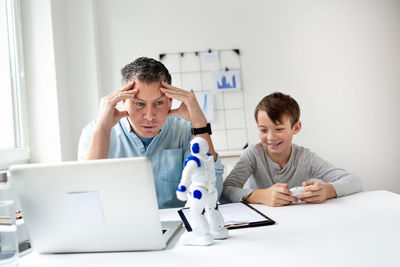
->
[191,123,212,135]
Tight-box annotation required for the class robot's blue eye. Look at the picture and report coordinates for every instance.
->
[192,143,200,154]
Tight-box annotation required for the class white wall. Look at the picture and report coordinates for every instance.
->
[50,0,100,160]
[21,0,400,193]
[20,0,62,162]
[21,0,99,162]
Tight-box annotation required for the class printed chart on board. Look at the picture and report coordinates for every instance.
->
[159,49,248,151]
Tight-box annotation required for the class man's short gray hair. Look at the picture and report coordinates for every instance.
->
[121,57,172,85]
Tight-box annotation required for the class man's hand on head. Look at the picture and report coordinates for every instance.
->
[160,81,207,128]
[160,81,219,161]
[95,80,137,132]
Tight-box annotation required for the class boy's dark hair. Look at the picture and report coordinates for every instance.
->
[121,57,172,85]
[254,92,300,127]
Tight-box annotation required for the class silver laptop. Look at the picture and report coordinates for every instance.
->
[9,157,182,253]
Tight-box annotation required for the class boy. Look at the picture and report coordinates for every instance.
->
[221,92,362,206]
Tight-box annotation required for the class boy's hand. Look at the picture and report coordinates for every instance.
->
[160,81,207,128]
[246,183,298,207]
[297,181,337,203]
[95,81,137,132]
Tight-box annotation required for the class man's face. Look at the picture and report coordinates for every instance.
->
[124,80,172,137]
[257,111,301,158]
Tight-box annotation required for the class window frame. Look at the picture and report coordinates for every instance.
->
[0,0,29,170]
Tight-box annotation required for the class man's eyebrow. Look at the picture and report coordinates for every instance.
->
[133,96,167,102]
[152,96,167,102]
[133,96,146,102]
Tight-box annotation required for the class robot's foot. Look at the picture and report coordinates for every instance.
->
[180,232,214,246]
[210,227,229,240]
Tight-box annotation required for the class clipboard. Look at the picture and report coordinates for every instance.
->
[178,201,275,231]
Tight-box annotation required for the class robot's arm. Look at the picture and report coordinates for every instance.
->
[206,154,217,184]
[176,160,197,201]
[181,160,197,185]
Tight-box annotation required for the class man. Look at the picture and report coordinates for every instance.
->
[78,57,223,208]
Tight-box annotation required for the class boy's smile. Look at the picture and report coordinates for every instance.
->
[257,111,301,168]
[268,140,283,150]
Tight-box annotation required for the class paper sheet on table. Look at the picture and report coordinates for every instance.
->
[181,202,271,228]
[218,202,267,224]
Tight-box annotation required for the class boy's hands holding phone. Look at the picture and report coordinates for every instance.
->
[246,183,299,207]
[297,181,337,204]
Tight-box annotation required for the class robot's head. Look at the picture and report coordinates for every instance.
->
[190,137,209,156]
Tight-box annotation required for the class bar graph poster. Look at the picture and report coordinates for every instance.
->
[211,70,241,91]
[195,92,214,121]
[171,92,214,122]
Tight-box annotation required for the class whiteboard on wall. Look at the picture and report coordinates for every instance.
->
[160,48,248,152]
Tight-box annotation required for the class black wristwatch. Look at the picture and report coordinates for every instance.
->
[191,123,212,135]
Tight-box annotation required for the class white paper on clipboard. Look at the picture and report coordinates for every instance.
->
[179,202,274,229]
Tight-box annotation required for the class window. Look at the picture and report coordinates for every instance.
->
[0,0,29,169]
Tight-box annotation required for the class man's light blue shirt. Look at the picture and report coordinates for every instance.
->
[78,116,224,209]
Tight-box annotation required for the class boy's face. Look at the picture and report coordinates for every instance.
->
[257,110,301,159]
[124,80,172,137]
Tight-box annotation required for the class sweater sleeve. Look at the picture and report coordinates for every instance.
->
[220,147,256,203]
[308,152,363,197]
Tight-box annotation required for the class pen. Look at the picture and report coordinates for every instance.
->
[225,221,249,228]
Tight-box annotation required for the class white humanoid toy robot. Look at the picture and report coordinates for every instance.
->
[176,137,229,246]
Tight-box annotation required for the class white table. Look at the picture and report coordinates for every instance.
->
[19,190,400,267]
